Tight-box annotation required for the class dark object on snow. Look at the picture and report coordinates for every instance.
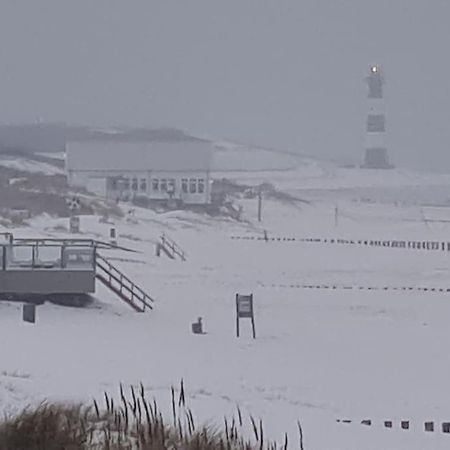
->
[109,227,117,245]
[22,303,36,323]
[191,317,203,334]
[401,421,410,430]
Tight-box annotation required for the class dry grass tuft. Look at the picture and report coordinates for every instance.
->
[0,381,304,450]
[0,402,93,450]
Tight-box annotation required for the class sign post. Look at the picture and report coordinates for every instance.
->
[236,293,256,339]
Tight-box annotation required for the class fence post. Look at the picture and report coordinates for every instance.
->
[236,294,240,337]
[250,294,256,339]
[61,245,66,268]
[257,189,262,222]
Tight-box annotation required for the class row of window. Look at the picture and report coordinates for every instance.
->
[153,178,205,194]
[110,177,206,194]
[152,178,176,193]
[114,178,147,192]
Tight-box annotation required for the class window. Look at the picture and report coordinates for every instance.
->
[63,248,94,268]
[123,178,130,190]
[167,178,176,193]
[189,178,197,194]
[152,179,159,191]
[140,178,147,192]
[182,179,188,193]
[160,179,167,192]
[131,177,138,192]
[367,114,385,132]
[198,178,205,194]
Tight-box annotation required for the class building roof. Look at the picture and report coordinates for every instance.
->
[66,140,213,172]
[0,124,204,155]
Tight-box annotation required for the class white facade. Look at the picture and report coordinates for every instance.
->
[66,140,213,205]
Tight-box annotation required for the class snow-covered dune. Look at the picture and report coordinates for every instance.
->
[1,149,450,448]
[0,156,64,176]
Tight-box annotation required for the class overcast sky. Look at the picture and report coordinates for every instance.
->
[0,0,449,170]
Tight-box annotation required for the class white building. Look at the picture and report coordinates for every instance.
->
[66,140,213,205]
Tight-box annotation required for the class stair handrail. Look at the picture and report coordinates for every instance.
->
[96,254,155,308]
[160,234,186,261]
[96,254,152,300]
[96,260,154,311]
[96,274,144,312]
[98,271,151,311]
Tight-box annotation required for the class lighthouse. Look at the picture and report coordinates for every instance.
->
[363,65,391,169]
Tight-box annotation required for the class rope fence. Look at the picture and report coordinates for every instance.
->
[232,235,450,252]
[258,283,450,295]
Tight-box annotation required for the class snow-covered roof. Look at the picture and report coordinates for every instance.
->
[66,140,213,172]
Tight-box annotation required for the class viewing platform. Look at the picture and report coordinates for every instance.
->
[0,234,154,311]
[0,235,96,294]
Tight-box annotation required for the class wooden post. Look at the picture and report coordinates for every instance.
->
[257,190,262,222]
[23,304,36,324]
[236,294,240,337]
[250,294,256,339]
[109,227,117,246]
[60,245,66,268]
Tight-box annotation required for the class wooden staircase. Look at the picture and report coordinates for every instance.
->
[156,234,186,261]
[96,254,154,312]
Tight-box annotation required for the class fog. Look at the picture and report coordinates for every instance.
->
[0,0,449,171]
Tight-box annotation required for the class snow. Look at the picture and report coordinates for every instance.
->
[2,164,450,449]
[0,157,64,175]
[35,151,65,161]
[212,141,303,172]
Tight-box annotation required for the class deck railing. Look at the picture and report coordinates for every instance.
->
[0,244,95,271]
